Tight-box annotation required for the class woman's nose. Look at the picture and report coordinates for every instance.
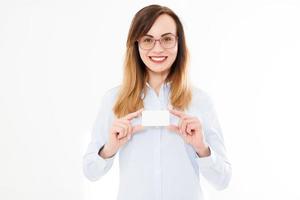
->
[151,40,164,52]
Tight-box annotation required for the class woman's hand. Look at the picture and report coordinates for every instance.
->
[100,108,144,158]
[167,106,211,157]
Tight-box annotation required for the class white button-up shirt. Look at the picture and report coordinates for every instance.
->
[83,82,231,200]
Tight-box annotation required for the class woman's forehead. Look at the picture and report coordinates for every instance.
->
[146,14,177,37]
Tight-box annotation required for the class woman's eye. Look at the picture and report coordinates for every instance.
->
[143,38,153,43]
[163,36,173,42]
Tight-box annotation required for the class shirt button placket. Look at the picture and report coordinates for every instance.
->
[153,85,163,200]
[154,126,162,200]
[154,90,163,200]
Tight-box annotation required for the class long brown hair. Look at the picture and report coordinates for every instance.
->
[113,4,192,118]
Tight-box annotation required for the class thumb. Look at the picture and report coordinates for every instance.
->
[167,124,181,134]
[132,125,144,134]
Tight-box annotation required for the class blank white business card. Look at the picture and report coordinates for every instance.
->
[142,110,170,126]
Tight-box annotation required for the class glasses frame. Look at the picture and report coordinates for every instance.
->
[137,33,178,50]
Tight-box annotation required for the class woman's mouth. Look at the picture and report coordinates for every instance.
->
[149,56,168,63]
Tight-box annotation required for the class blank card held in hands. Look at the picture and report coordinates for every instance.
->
[142,110,170,126]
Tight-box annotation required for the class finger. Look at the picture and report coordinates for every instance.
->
[185,118,199,134]
[118,118,131,124]
[118,119,135,139]
[117,120,131,138]
[179,119,185,135]
[186,117,202,125]
[168,107,186,118]
[181,118,193,135]
[116,121,131,139]
[187,118,201,129]
[124,108,144,120]
[179,117,191,135]
[118,133,131,145]
[114,126,126,139]
[122,131,132,141]
[187,122,200,134]
[132,124,144,134]
[118,119,135,136]
[129,124,133,136]
[115,122,128,138]
[167,124,181,134]
[124,123,134,139]
[186,123,193,135]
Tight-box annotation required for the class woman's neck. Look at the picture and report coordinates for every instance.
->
[147,69,169,96]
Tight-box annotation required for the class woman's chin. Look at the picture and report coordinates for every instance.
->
[146,63,171,72]
[147,67,170,74]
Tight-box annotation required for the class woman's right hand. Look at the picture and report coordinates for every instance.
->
[99,108,144,158]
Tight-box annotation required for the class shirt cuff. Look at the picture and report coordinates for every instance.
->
[91,151,116,171]
[195,146,217,169]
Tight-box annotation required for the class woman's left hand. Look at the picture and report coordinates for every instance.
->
[167,106,211,157]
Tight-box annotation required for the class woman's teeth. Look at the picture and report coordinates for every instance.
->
[149,56,167,62]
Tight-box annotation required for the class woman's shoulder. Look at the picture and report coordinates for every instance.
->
[191,85,213,105]
[188,85,216,114]
[101,85,121,103]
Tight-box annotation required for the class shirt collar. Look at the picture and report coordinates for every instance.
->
[141,81,171,99]
[145,81,171,89]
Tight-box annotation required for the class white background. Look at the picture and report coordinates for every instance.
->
[1,0,300,199]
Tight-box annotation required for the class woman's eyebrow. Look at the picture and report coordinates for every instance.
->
[145,32,174,37]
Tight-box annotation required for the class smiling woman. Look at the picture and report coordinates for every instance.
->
[113,4,192,115]
[83,4,231,200]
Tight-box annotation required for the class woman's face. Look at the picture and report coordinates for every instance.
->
[138,14,178,75]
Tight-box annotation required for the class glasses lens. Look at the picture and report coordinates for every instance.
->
[138,34,177,49]
[139,36,154,50]
[161,35,176,49]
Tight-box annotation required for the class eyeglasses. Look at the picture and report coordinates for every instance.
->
[138,33,178,50]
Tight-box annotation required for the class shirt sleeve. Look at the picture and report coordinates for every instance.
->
[82,90,117,181]
[195,95,232,190]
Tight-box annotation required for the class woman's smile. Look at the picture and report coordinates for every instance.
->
[149,56,168,63]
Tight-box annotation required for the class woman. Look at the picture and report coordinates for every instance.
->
[83,4,231,200]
